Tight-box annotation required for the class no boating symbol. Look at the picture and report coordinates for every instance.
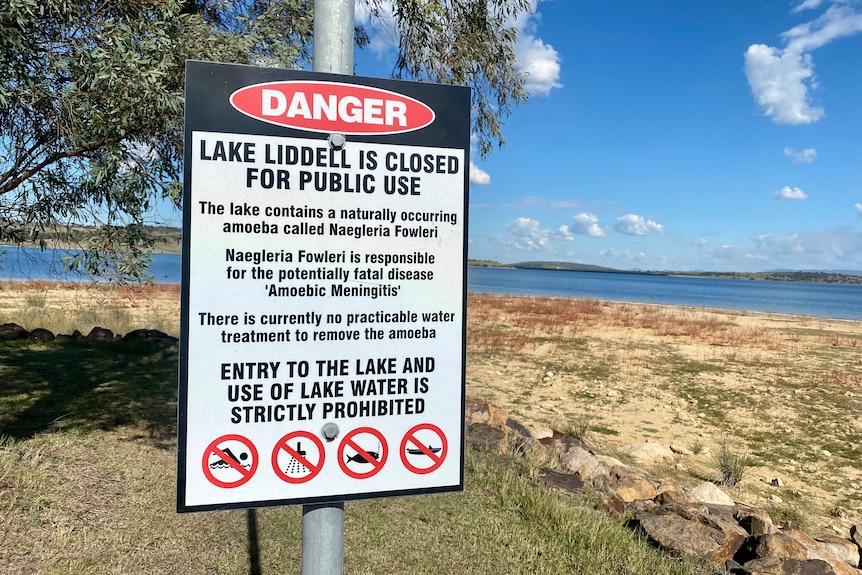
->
[202,434,258,488]
[400,423,448,474]
[338,427,388,479]
[272,430,325,484]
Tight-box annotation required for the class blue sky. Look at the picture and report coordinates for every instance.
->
[163,1,862,272]
[353,0,862,271]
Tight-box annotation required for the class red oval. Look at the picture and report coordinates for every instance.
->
[230,81,436,135]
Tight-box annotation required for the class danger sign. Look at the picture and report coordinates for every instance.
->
[177,61,467,513]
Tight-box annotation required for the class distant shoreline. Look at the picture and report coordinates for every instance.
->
[468,261,862,285]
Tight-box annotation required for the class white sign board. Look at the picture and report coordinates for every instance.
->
[177,61,469,512]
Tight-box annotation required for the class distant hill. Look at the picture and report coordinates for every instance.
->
[510,261,624,273]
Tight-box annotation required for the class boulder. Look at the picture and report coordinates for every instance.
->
[540,468,585,493]
[0,323,29,341]
[121,329,178,346]
[466,422,508,454]
[690,481,736,506]
[617,441,675,464]
[632,503,747,563]
[87,326,115,340]
[600,465,657,502]
[817,536,860,569]
[736,508,778,536]
[29,328,55,342]
[553,437,604,481]
[464,398,509,427]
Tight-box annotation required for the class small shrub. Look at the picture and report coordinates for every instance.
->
[24,292,47,308]
[559,413,591,441]
[715,441,748,487]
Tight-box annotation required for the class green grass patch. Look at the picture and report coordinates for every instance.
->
[0,339,718,575]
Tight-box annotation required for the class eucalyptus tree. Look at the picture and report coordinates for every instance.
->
[0,0,529,281]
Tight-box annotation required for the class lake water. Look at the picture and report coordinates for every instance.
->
[2,247,861,320]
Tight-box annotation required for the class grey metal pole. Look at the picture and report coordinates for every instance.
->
[302,502,345,575]
[313,0,355,75]
[303,1,354,575]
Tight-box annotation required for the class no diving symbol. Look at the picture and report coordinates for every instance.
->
[400,423,448,475]
[202,434,258,488]
[272,431,325,484]
[338,427,388,480]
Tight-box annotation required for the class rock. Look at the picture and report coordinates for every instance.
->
[29,328,55,341]
[771,477,785,487]
[464,398,508,427]
[783,529,861,575]
[736,532,809,564]
[466,422,508,454]
[816,536,860,569]
[654,479,700,506]
[87,326,115,340]
[850,525,862,550]
[617,442,675,464]
[600,465,657,502]
[540,468,585,493]
[599,495,627,519]
[655,488,701,507]
[554,437,604,481]
[670,443,693,456]
[506,417,547,440]
[736,531,861,575]
[735,557,835,575]
[631,503,747,563]
[121,328,178,346]
[0,323,29,341]
[736,508,778,536]
[690,481,735,506]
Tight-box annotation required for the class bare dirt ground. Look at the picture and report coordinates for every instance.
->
[465,294,862,538]
[2,283,860,537]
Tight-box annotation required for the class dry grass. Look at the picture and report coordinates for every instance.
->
[0,280,180,337]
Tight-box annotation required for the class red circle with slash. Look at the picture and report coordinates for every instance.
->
[202,434,258,488]
[338,427,388,479]
[272,430,325,484]
[400,423,448,474]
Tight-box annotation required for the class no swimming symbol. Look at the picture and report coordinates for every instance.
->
[202,434,258,488]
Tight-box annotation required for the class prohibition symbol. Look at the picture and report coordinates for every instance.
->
[202,434,258,488]
[272,430,325,484]
[400,423,448,474]
[338,427,388,480]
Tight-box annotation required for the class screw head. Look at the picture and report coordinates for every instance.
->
[321,422,340,442]
[328,133,346,150]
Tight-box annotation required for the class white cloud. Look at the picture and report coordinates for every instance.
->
[792,0,827,13]
[551,200,581,209]
[614,214,664,236]
[503,217,550,251]
[569,212,606,237]
[744,44,823,124]
[855,203,862,216]
[515,35,562,96]
[356,1,561,96]
[774,186,809,200]
[784,146,818,164]
[557,225,575,241]
[745,1,862,125]
[469,162,491,185]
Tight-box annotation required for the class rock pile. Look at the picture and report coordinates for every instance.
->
[466,398,862,575]
[0,322,178,346]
